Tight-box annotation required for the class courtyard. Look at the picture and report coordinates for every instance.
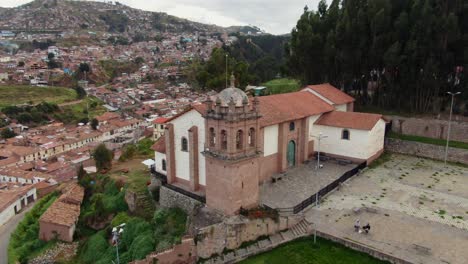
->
[260,160,357,209]
[305,154,468,264]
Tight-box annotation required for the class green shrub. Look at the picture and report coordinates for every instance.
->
[8,192,59,264]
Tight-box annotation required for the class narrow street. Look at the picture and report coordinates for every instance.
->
[0,205,34,264]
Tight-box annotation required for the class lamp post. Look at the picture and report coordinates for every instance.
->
[444,91,461,166]
[112,223,126,264]
[312,132,327,244]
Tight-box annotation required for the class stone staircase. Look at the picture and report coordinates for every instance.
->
[201,219,311,264]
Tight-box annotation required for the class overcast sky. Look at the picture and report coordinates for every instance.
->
[0,0,321,35]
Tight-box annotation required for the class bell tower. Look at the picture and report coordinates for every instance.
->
[203,74,261,215]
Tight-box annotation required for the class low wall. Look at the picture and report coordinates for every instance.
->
[388,115,468,143]
[196,215,303,259]
[385,138,468,164]
[130,238,197,264]
[159,186,202,214]
[317,231,412,264]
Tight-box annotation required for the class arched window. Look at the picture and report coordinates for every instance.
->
[342,129,350,140]
[289,122,295,131]
[248,128,255,147]
[209,127,216,147]
[162,159,166,171]
[181,137,188,151]
[236,130,243,149]
[221,130,227,150]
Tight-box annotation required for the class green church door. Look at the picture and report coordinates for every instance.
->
[287,140,296,167]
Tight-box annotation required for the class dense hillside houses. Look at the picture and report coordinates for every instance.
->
[153,76,386,215]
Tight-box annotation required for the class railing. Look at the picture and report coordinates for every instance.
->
[268,161,367,214]
[292,161,366,214]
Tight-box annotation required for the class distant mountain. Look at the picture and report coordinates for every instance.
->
[0,0,260,35]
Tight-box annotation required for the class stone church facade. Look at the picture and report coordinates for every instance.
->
[153,76,386,215]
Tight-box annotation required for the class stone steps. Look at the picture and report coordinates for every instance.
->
[200,219,312,264]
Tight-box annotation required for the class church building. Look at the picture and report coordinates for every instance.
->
[152,75,386,215]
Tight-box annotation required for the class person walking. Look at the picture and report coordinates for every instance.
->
[354,219,360,232]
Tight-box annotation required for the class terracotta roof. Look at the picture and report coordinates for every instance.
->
[0,184,35,212]
[314,111,383,130]
[153,117,168,124]
[95,112,120,122]
[39,199,80,227]
[304,83,355,104]
[151,137,166,154]
[257,91,334,127]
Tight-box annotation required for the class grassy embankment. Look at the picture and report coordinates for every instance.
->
[387,131,468,150]
[240,236,389,264]
[262,78,301,95]
[0,85,77,109]
[8,192,59,264]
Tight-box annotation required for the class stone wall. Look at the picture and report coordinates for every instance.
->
[388,115,468,143]
[317,231,412,264]
[124,190,137,213]
[130,238,197,264]
[196,214,303,259]
[159,186,202,214]
[385,138,468,164]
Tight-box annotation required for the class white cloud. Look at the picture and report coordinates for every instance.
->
[0,0,322,34]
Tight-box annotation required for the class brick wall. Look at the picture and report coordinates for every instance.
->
[385,138,468,164]
[130,237,197,264]
[388,115,468,143]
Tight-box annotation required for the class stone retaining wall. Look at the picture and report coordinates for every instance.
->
[387,115,468,143]
[196,214,303,259]
[385,138,468,164]
[159,186,202,214]
[317,230,412,264]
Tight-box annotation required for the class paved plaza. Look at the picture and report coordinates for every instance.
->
[305,154,468,264]
[260,160,357,209]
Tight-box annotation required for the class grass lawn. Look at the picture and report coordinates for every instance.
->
[55,96,106,124]
[387,131,468,150]
[240,237,389,264]
[0,85,77,108]
[262,78,301,95]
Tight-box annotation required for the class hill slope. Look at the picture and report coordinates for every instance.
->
[0,0,226,34]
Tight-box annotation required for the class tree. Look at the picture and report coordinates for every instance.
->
[93,144,113,171]
[91,118,99,130]
[17,61,25,67]
[79,62,90,74]
[77,164,88,186]
[74,85,87,99]
[1,128,16,139]
[287,0,465,113]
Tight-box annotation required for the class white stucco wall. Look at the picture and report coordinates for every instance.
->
[263,124,279,156]
[154,151,167,176]
[367,119,386,156]
[307,115,322,141]
[312,125,376,160]
[170,110,206,186]
[334,104,347,112]
[0,188,36,226]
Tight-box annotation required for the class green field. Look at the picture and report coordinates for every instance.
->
[387,131,468,150]
[0,85,77,108]
[240,237,388,264]
[54,96,106,124]
[262,78,301,95]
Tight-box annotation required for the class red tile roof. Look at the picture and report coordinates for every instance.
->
[304,83,355,104]
[257,91,334,127]
[314,111,383,130]
[153,117,168,124]
[151,137,166,154]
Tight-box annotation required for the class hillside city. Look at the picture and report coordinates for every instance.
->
[0,0,466,264]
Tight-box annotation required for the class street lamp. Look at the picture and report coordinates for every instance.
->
[311,132,327,244]
[112,223,126,264]
[444,91,461,166]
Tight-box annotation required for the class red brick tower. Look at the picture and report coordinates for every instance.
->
[203,74,261,215]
